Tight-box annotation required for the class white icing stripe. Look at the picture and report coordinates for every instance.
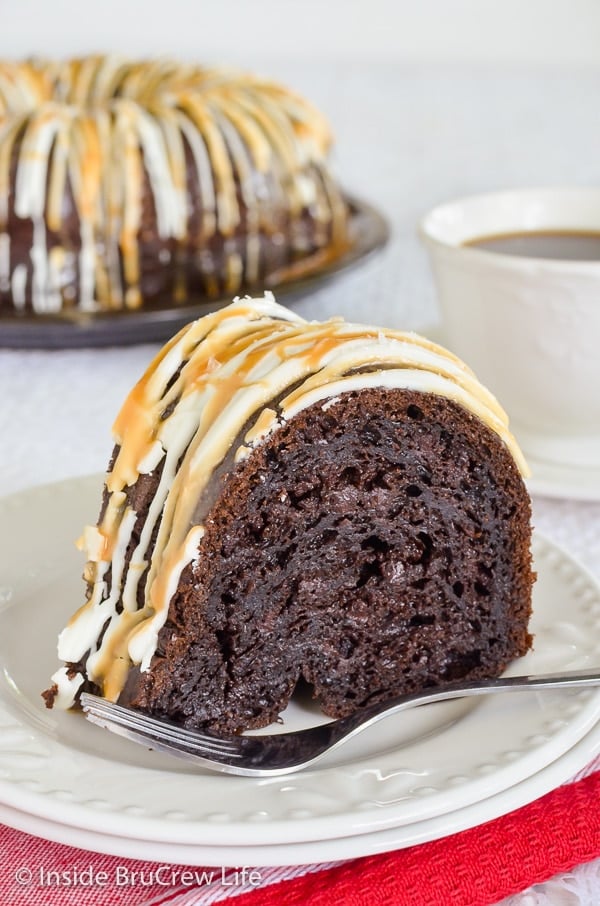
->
[0,231,9,291]
[128,525,206,670]
[10,263,27,309]
[51,294,529,708]
[176,111,217,238]
[14,107,62,220]
[279,335,506,421]
[48,668,84,709]
[58,506,138,663]
[78,219,96,312]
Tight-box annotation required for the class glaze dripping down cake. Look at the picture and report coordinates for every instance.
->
[44,295,534,733]
[0,57,348,314]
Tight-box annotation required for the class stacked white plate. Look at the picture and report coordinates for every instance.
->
[1,477,599,866]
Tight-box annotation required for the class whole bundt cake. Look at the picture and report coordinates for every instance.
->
[0,57,348,314]
[44,295,534,733]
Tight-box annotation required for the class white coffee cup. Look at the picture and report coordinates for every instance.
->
[420,187,600,469]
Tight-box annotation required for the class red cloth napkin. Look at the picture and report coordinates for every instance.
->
[1,767,599,906]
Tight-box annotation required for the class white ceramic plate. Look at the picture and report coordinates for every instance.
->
[417,324,600,502]
[1,716,598,867]
[0,477,599,857]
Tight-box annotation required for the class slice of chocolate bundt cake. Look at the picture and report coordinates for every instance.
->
[44,294,534,733]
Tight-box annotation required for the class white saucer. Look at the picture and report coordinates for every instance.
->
[524,453,600,503]
[0,476,599,865]
[419,324,600,502]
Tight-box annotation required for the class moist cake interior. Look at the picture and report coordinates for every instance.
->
[120,387,532,732]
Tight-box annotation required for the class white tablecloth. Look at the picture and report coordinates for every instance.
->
[1,62,599,906]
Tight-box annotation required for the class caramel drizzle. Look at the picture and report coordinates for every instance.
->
[52,296,529,705]
[0,56,340,312]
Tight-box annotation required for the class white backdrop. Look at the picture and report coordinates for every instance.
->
[1,0,599,67]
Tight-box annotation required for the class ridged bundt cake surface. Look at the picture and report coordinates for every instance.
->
[0,57,347,313]
[44,295,534,732]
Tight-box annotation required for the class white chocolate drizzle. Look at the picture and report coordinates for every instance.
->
[50,294,529,706]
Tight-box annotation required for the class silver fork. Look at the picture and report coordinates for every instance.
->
[80,667,600,777]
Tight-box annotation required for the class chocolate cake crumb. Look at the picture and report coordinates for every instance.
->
[121,387,534,733]
[42,683,58,709]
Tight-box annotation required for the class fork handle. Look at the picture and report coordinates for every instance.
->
[333,666,600,743]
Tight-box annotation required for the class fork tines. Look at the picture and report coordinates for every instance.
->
[80,693,242,758]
